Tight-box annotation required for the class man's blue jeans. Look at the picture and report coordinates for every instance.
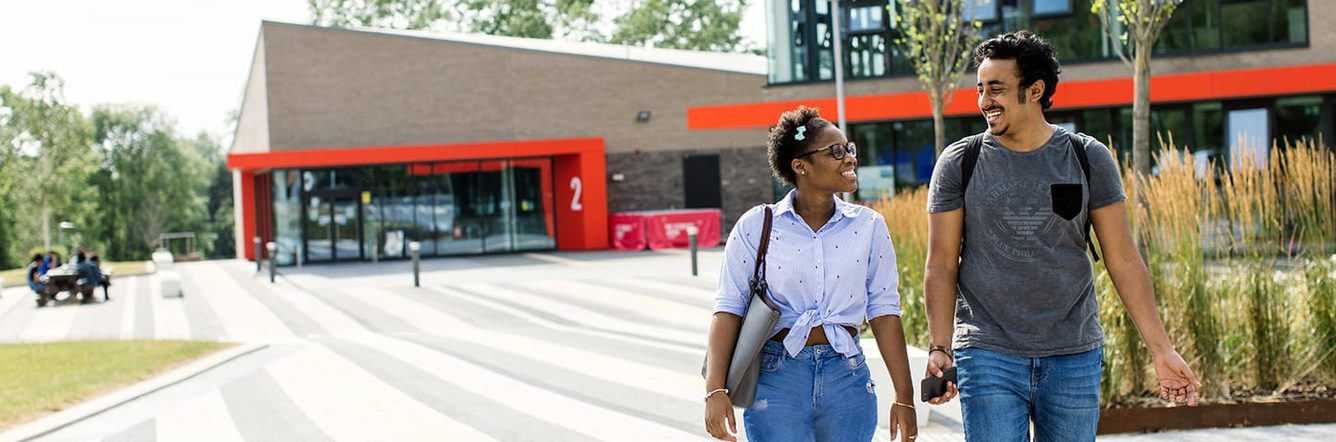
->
[743,341,877,441]
[956,346,1103,442]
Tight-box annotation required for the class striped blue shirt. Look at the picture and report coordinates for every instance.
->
[715,190,902,357]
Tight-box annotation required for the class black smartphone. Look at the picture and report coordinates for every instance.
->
[920,367,958,402]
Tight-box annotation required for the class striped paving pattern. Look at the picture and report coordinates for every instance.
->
[0,257,962,441]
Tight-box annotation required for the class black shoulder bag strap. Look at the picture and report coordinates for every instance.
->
[749,205,779,310]
[960,134,985,193]
[958,134,985,255]
[1068,133,1100,262]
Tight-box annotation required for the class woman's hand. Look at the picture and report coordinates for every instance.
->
[889,401,918,441]
[704,392,737,441]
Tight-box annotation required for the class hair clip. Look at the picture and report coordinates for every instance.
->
[795,126,807,141]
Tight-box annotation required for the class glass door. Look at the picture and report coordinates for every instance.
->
[305,195,333,262]
[478,160,515,253]
[332,195,362,261]
[304,192,363,262]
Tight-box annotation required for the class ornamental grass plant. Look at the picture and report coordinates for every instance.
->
[874,135,1336,406]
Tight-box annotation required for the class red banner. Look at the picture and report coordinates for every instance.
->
[609,213,649,251]
[644,209,721,250]
[609,209,721,251]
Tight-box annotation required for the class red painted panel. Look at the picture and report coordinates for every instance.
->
[239,171,256,261]
[687,63,1336,130]
[227,137,602,170]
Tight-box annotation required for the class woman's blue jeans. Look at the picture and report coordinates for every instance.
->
[956,346,1103,442]
[743,341,877,441]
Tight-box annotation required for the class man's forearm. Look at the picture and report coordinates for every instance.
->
[1106,255,1174,355]
[924,266,958,346]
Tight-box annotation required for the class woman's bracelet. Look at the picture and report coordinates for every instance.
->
[893,401,916,410]
[704,388,729,402]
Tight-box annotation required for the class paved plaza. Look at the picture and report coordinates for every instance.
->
[0,250,1333,441]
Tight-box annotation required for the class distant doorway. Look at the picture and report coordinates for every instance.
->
[683,154,721,209]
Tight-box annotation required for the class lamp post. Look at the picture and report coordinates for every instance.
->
[266,242,277,283]
[58,221,75,252]
[829,0,853,202]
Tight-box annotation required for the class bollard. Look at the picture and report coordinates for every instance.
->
[266,242,277,283]
[372,236,378,263]
[253,236,262,273]
[296,244,303,268]
[409,241,421,288]
[688,226,699,277]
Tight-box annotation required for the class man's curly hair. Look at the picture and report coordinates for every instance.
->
[767,106,832,186]
[973,30,1062,110]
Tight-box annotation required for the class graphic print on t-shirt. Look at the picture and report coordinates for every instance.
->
[983,180,1055,262]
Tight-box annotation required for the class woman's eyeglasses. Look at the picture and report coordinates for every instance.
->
[795,142,857,161]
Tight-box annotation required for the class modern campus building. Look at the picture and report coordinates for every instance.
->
[227,21,770,264]
[229,0,1335,263]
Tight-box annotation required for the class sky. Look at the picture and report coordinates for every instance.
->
[0,1,767,146]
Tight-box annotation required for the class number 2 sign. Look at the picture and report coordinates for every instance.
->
[569,176,583,212]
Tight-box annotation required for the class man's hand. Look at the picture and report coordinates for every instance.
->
[923,351,958,404]
[1153,349,1201,405]
[704,393,737,441]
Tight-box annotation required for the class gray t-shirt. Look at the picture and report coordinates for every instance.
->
[927,126,1125,357]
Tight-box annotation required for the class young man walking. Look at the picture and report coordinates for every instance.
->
[922,31,1200,441]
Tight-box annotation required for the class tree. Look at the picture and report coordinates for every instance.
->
[1091,0,1181,178]
[0,73,100,261]
[893,0,981,157]
[608,0,747,52]
[91,106,211,260]
[308,0,601,40]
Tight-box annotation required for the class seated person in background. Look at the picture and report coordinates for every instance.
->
[90,254,111,299]
[26,254,46,294]
[75,252,104,297]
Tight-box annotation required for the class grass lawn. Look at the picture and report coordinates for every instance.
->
[0,261,151,289]
[0,340,229,428]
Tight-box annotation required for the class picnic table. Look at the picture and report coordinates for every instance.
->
[36,264,111,307]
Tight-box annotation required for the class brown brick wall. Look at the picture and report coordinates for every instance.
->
[605,143,773,241]
[257,22,767,155]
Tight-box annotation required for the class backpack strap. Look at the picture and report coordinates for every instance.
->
[960,133,985,194]
[1068,132,1100,263]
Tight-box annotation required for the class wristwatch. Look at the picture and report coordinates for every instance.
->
[928,344,953,359]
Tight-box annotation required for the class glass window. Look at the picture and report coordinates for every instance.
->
[847,4,885,32]
[1032,0,1072,16]
[1274,95,1323,144]
[892,120,937,188]
[1156,0,1220,53]
[815,0,835,80]
[1223,0,1308,48]
[1228,108,1270,169]
[767,0,805,83]
[271,170,301,265]
[964,0,1000,22]
[1192,102,1225,177]
[847,34,888,78]
[850,122,895,199]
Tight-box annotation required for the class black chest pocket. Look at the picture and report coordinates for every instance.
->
[1050,183,1083,220]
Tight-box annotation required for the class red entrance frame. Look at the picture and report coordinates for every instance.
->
[227,137,608,261]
